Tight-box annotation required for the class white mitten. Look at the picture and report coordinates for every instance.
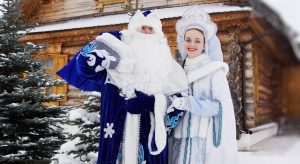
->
[171,97,190,111]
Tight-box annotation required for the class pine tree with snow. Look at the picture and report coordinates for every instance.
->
[0,0,65,163]
[69,92,100,162]
[51,92,100,164]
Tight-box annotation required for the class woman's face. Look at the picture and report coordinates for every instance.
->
[183,29,205,58]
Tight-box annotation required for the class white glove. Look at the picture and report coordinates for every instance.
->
[171,97,190,111]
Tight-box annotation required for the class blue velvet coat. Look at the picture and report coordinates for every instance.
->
[56,31,178,164]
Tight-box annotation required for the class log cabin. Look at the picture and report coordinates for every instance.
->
[19,0,300,150]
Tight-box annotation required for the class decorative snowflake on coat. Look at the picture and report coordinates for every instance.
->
[80,41,96,57]
[166,115,179,129]
[103,123,115,138]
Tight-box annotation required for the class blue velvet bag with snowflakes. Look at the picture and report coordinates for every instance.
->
[56,30,121,92]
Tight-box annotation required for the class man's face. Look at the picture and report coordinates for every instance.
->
[139,25,154,34]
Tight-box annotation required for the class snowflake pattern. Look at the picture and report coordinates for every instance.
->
[87,54,96,66]
[103,123,115,138]
[166,115,179,129]
[79,41,96,57]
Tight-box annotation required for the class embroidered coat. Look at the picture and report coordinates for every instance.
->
[171,55,238,164]
[57,31,188,164]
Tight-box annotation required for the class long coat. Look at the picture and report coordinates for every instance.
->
[172,55,238,164]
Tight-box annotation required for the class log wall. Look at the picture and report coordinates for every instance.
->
[22,0,229,24]
[21,11,251,111]
[252,42,282,127]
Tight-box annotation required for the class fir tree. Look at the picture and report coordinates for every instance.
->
[0,0,65,163]
[69,92,100,162]
[51,92,100,164]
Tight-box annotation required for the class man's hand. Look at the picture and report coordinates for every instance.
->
[169,96,190,112]
[124,90,155,114]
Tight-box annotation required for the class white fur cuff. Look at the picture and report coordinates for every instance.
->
[148,93,167,155]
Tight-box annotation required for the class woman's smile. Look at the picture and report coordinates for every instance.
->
[187,48,198,52]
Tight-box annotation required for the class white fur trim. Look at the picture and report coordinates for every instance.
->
[128,10,162,37]
[148,94,167,155]
[178,137,185,163]
[198,117,210,138]
[123,113,140,164]
[186,61,228,84]
[120,30,132,46]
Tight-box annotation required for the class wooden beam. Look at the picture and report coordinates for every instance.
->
[21,0,40,22]
[96,0,129,12]
[250,17,294,64]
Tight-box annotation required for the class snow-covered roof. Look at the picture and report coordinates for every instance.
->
[260,0,300,60]
[28,3,251,34]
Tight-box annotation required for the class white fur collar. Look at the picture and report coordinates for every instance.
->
[185,54,208,66]
[186,61,228,84]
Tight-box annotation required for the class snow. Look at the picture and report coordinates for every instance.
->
[261,0,300,59]
[61,137,87,152]
[249,122,278,133]
[52,137,89,164]
[239,120,300,164]
[48,94,64,99]
[28,3,251,33]
[52,107,99,164]
[0,0,3,16]
[88,91,101,97]
[52,151,97,164]
[238,123,278,150]
[69,108,99,124]
[238,135,300,164]
[6,103,21,107]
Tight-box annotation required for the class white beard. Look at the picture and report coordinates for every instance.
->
[121,32,173,97]
[97,30,188,163]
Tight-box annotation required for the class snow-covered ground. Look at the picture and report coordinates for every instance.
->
[239,120,300,164]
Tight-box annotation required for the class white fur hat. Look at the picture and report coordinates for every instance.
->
[127,10,167,44]
[176,5,218,59]
[128,10,162,35]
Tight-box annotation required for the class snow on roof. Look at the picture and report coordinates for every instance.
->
[28,3,251,34]
[261,0,300,59]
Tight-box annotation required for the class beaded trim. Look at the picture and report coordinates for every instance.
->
[212,100,222,147]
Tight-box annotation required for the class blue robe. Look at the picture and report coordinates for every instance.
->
[56,31,169,164]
